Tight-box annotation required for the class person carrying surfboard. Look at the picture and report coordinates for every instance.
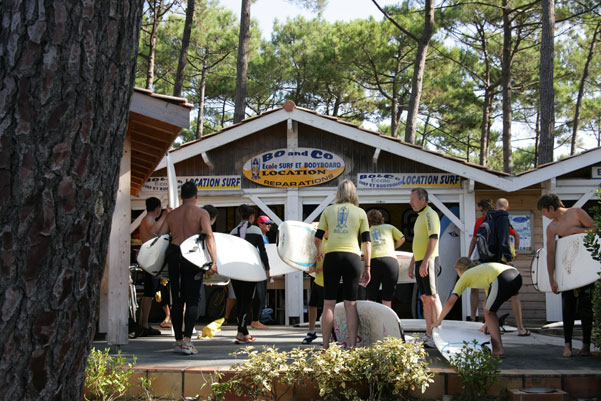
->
[155,181,218,355]
[407,187,442,348]
[365,209,405,308]
[467,198,493,323]
[314,179,371,349]
[230,205,271,343]
[433,257,523,359]
[537,193,596,357]
[136,197,171,337]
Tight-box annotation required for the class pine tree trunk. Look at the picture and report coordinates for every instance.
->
[233,0,251,124]
[146,0,165,90]
[571,22,600,155]
[404,0,434,144]
[0,1,143,399]
[196,64,207,139]
[538,0,555,165]
[502,0,513,173]
[173,0,196,97]
[480,88,493,166]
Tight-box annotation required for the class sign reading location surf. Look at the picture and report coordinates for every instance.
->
[243,148,345,188]
[357,173,462,189]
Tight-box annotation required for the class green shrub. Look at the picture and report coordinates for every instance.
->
[84,347,137,401]
[312,338,433,401]
[208,346,311,401]
[209,338,433,401]
[584,188,601,350]
[449,341,501,401]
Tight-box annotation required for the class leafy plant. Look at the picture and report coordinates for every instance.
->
[311,338,433,401]
[584,188,601,349]
[208,338,433,401]
[84,347,137,401]
[208,346,311,401]
[449,341,501,401]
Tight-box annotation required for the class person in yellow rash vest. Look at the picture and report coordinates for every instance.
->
[434,257,523,359]
[314,179,371,349]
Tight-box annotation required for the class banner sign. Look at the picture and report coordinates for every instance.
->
[357,173,462,188]
[243,148,345,188]
[140,176,241,195]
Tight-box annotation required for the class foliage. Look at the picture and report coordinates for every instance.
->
[84,348,137,401]
[208,346,312,401]
[583,188,601,349]
[136,1,601,167]
[449,341,501,401]
[208,338,433,401]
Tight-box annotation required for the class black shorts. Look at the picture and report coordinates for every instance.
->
[366,256,398,301]
[486,268,521,312]
[323,252,362,301]
[143,271,157,297]
[414,257,439,296]
[308,280,324,308]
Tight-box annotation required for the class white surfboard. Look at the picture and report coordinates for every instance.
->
[277,221,317,272]
[181,232,267,282]
[438,208,460,304]
[395,251,415,284]
[531,233,601,292]
[266,243,300,276]
[137,234,170,279]
[433,321,492,361]
[330,301,404,349]
[401,319,482,332]
[401,318,516,333]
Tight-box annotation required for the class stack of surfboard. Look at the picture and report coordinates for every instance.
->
[530,233,600,292]
[331,300,405,349]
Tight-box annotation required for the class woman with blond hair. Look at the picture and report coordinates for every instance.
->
[433,257,522,358]
[366,209,405,308]
[314,179,371,348]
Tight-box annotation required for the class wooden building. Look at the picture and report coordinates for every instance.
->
[100,88,192,345]
[133,101,601,327]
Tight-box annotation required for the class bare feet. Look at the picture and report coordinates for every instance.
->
[563,344,572,357]
[578,344,591,356]
[250,321,269,329]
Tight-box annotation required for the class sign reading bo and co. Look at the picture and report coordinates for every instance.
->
[243,148,345,188]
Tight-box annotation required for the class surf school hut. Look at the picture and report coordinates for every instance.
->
[134,101,518,325]
[471,149,601,323]
[100,88,193,345]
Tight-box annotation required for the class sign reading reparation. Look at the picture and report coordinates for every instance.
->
[243,148,345,188]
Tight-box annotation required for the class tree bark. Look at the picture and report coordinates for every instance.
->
[480,88,493,167]
[173,0,196,97]
[196,62,208,139]
[233,0,251,124]
[538,0,555,165]
[0,0,143,399]
[501,0,514,173]
[571,22,600,155]
[404,0,434,144]
[146,0,165,90]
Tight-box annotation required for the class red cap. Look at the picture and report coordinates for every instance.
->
[257,215,273,225]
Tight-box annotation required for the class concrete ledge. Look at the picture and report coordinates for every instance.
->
[127,366,601,400]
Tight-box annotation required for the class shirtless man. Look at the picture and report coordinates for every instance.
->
[137,197,171,337]
[155,181,217,354]
[537,193,596,357]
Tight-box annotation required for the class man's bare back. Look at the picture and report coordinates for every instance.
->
[163,204,208,246]
[546,207,595,238]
